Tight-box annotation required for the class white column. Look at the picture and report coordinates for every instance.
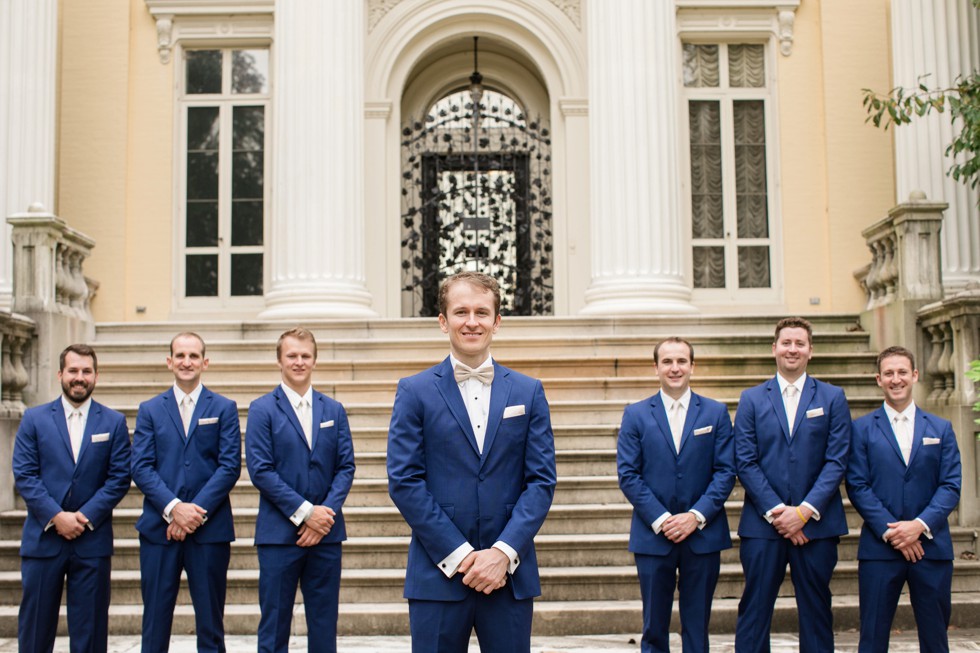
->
[580,0,696,315]
[261,0,376,319]
[0,0,58,313]
[891,0,980,294]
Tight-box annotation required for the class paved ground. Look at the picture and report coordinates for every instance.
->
[2,631,979,652]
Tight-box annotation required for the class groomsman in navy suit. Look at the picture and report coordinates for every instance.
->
[246,327,356,653]
[13,344,131,653]
[734,317,852,653]
[618,337,735,653]
[131,332,241,652]
[387,272,557,652]
[847,346,961,653]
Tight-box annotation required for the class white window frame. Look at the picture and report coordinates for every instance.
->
[677,2,796,309]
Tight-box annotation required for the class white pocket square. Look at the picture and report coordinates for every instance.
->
[320,420,334,428]
[503,405,526,419]
[923,437,941,445]
[91,432,110,443]
[806,407,825,418]
[693,426,713,436]
[197,417,219,425]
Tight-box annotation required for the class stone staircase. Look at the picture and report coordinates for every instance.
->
[0,315,977,636]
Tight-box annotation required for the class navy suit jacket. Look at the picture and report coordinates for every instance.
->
[13,398,131,558]
[618,391,735,555]
[846,406,961,560]
[131,386,241,544]
[387,358,557,601]
[245,386,355,546]
[734,376,851,540]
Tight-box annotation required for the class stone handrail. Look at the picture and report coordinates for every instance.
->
[0,312,34,418]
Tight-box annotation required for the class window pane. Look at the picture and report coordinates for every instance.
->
[734,100,769,239]
[231,253,263,295]
[689,101,723,239]
[186,255,218,296]
[729,44,766,88]
[232,200,263,246]
[738,246,771,288]
[187,152,218,200]
[232,50,269,94]
[693,246,725,288]
[683,44,719,88]
[233,106,264,150]
[232,152,263,199]
[186,201,218,247]
[187,107,219,151]
[185,50,222,94]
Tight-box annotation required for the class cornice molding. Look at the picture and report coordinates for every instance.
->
[144,0,274,63]
[676,0,801,56]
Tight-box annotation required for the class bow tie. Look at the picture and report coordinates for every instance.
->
[454,363,494,385]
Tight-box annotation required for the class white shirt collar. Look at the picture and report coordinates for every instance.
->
[883,400,916,424]
[776,372,807,395]
[449,353,494,374]
[173,382,203,407]
[280,382,313,408]
[659,388,691,411]
[61,395,92,419]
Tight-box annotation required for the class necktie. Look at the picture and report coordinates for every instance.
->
[69,409,83,462]
[894,415,912,464]
[784,384,799,435]
[180,396,194,435]
[454,363,494,385]
[299,399,313,449]
[669,401,685,453]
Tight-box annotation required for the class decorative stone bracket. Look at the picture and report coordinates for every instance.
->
[676,0,801,56]
[144,0,274,64]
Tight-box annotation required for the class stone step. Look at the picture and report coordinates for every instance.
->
[2,560,977,606]
[2,528,975,573]
[1,593,977,638]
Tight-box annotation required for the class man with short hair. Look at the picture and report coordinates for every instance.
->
[246,327,356,653]
[387,271,557,652]
[734,317,852,653]
[618,337,735,653]
[846,346,961,653]
[13,344,131,653]
[131,332,241,652]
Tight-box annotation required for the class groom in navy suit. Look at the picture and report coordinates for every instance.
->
[246,327,356,653]
[846,346,960,653]
[13,344,131,653]
[733,317,851,653]
[387,271,557,652]
[617,337,735,653]
[131,332,241,652]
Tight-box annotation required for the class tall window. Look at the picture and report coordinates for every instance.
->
[180,48,268,302]
[684,43,774,296]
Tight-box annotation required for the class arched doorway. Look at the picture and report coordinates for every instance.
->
[399,39,554,317]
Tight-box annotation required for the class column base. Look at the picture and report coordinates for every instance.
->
[260,281,377,320]
[580,278,698,316]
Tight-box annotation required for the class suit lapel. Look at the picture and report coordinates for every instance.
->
[791,376,816,438]
[163,389,185,440]
[184,388,213,445]
[649,394,677,457]
[311,393,326,451]
[766,378,792,443]
[873,408,906,466]
[74,402,100,467]
[50,399,74,462]
[434,358,481,457]
[479,363,511,465]
[677,394,701,454]
[906,409,928,468]
[274,386,311,451]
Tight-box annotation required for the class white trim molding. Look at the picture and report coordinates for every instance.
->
[144,0,273,63]
[676,0,801,56]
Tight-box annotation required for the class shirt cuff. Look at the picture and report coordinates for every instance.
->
[289,501,314,526]
[163,498,181,524]
[916,517,933,539]
[690,509,707,530]
[652,512,671,534]
[492,541,520,574]
[764,503,785,524]
[801,502,821,521]
[438,542,475,578]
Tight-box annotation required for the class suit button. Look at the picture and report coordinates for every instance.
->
[184,461,190,467]
[676,474,682,479]
[479,473,485,481]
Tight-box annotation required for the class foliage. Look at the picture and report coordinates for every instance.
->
[967,359,980,426]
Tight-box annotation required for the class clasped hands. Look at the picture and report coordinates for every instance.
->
[166,501,208,541]
[458,548,509,595]
[52,511,89,540]
[297,505,336,547]
[661,512,699,544]
[771,505,811,546]
[884,520,926,562]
